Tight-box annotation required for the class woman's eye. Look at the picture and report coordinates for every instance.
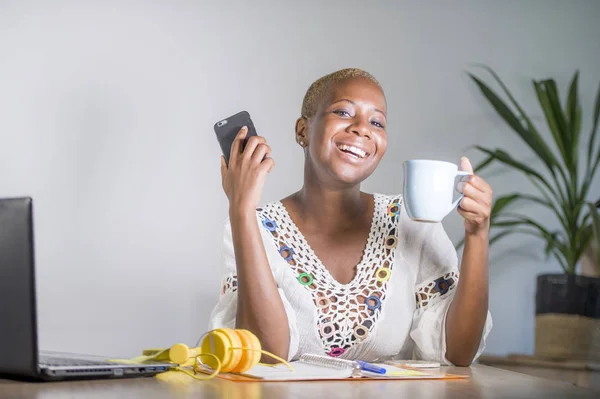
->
[371,121,385,128]
[333,110,351,117]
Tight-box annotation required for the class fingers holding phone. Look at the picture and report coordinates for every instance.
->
[227,125,249,167]
[223,130,273,213]
[241,133,267,162]
[215,111,274,213]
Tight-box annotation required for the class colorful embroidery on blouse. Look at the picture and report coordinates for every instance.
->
[256,194,402,357]
[221,274,238,295]
[415,271,458,309]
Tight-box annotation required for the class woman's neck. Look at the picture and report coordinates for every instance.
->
[287,178,372,234]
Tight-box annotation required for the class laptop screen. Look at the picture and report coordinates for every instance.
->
[0,197,39,377]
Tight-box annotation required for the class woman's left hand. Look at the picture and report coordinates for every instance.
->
[457,156,493,236]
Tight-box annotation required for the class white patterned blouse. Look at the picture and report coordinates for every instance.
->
[208,193,493,364]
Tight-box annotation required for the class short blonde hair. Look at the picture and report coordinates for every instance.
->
[301,68,383,118]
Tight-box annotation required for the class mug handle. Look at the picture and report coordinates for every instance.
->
[450,171,472,211]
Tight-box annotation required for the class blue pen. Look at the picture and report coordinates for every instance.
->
[356,360,387,374]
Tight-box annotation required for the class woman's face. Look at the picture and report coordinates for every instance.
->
[299,77,388,187]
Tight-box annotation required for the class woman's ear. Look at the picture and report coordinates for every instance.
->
[295,117,308,148]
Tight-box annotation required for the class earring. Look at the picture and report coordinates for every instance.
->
[299,140,305,147]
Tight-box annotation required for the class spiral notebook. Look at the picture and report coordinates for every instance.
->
[215,354,469,382]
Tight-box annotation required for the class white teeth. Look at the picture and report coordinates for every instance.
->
[337,144,367,158]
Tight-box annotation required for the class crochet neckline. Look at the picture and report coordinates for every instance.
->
[271,193,384,288]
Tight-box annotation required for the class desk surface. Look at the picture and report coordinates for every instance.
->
[0,365,597,399]
[479,354,600,371]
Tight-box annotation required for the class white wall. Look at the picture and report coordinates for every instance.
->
[1,0,599,358]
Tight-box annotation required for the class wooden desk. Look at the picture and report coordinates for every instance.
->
[478,354,600,390]
[0,365,597,399]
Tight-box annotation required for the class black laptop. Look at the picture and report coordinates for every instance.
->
[0,197,175,381]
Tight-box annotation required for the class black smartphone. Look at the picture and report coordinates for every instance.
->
[214,110,258,165]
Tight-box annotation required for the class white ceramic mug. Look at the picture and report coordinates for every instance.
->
[402,159,471,222]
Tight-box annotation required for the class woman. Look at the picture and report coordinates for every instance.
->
[209,68,492,366]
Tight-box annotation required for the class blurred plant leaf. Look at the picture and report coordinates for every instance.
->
[465,66,600,274]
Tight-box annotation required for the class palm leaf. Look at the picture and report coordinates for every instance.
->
[583,82,600,197]
[492,215,566,252]
[474,146,561,201]
[471,65,562,172]
[573,224,594,273]
[588,82,600,171]
[475,147,542,179]
[492,214,574,272]
[542,79,579,209]
[491,220,563,250]
[544,79,572,160]
[491,194,521,218]
[491,193,560,222]
[486,226,567,273]
[455,228,531,249]
[489,229,530,246]
[544,231,563,259]
[565,71,582,167]
[533,78,578,206]
[465,67,599,273]
[551,251,569,273]
[533,80,569,168]
[589,202,600,267]
[468,72,559,173]
[470,67,572,207]
[472,154,495,174]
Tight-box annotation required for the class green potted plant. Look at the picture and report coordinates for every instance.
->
[582,203,600,277]
[464,66,600,360]
[589,203,600,272]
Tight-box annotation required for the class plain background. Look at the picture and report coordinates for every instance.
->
[1,0,599,358]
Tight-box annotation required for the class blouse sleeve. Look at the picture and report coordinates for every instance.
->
[409,221,493,365]
[207,216,300,361]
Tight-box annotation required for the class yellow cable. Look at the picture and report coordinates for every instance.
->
[172,353,222,381]
[228,347,294,371]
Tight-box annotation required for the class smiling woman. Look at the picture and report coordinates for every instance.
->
[295,72,387,188]
[209,68,493,367]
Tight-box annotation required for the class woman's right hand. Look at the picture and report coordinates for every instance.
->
[221,126,274,215]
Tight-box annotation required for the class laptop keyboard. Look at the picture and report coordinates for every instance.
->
[39,355,115,367]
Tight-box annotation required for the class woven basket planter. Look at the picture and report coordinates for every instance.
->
[534,274,600,361]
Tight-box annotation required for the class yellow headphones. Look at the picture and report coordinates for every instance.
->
[133,328,292,380]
